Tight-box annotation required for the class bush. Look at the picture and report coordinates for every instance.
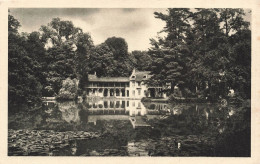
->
[56,78,78,100]
[168,94,207,103]
[182,88,196,98]
[141,97,151,102]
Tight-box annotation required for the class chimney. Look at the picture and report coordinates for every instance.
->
[132,68,136,74]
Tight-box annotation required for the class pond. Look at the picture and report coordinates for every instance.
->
[8,99,251,156]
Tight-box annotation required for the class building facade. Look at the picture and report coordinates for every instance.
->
[85,69,167,99]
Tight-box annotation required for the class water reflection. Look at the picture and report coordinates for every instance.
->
[8,99,250,156]
[42,99,248,143]
[58,101,80,123]
[54,99,177,129]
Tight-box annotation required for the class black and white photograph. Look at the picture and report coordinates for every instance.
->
[1,0,259,162]
[6,7,252,157]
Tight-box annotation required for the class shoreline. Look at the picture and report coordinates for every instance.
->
[42,96,249,105]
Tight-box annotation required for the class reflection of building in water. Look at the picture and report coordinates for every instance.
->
[86,100,170,116]
[86,99,173,128]
[85,69,167,99]
[58,102,80,123]
[45,100,182,127]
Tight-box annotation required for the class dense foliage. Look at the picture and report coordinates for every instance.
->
[8,15,43,109]
[8,8,251,109]
[56,78,78,100]
[148,8,251,100]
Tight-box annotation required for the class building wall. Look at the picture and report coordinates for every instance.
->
[128,80,148,99]
[87,99,147,116]
[86,69,167,99]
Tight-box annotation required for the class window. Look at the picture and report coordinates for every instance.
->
[122,101,125,108]
[93,103,97,108]
[132,76,135,78]
[132,90,135,96]
[116,89,120,96]
[109,83,114,87]
[143,75,147,78]
[122,89,125,97]
[104,101,108,108]
[116,101,120,108]
[138,82,141,86]
[138,102,141,108]
[110,101,114,108]
[138,89,141,95]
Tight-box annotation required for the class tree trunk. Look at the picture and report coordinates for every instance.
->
[171,82,176,94]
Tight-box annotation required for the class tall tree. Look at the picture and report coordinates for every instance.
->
[75,33,94,94]
[226,29,251,99]
[89,43,115,77]
[219,9,250,36]
[129,51,152,71]
[219,9,250,99]
[188,9,227,98]
[40,18,93,96]
[148,9,192,92]
[104,37,133,77]
[149,8,250,100]
[8,14,42,108]
[104,37,128,59]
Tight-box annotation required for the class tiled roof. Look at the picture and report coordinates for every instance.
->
[88,70,152,82]
[131,71,151,82]
[88,74,129,82]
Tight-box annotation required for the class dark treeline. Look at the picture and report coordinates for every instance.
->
[148,8,250,101]
[8,8,250,110]
[8,13,151,109]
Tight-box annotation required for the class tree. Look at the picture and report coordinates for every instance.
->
[129,51,152,71]
[89,37,133,77]
[148,9,192,93]
[149,8,251,100]
[104,37,133,77]
[8,14,42,108]
[56,78,78,100]
[226,29,251,99]
[187,9,226,98]
[104,37,128,59]
[219,9,250,36]
[75,33,94,77]
[218,9,251,99]
[24,32,48,94]
[40,18,93,96]
[89,43,115,77]
[74,33,94,95]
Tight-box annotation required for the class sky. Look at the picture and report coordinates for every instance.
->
[9,8,251,52]
[9,8,167,52]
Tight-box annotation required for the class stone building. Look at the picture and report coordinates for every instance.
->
[85,69,167,99]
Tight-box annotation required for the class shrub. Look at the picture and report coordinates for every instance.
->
[56,78,78,100]
[141,97,151,102]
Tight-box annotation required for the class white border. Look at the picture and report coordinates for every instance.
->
[0,0,259,164]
